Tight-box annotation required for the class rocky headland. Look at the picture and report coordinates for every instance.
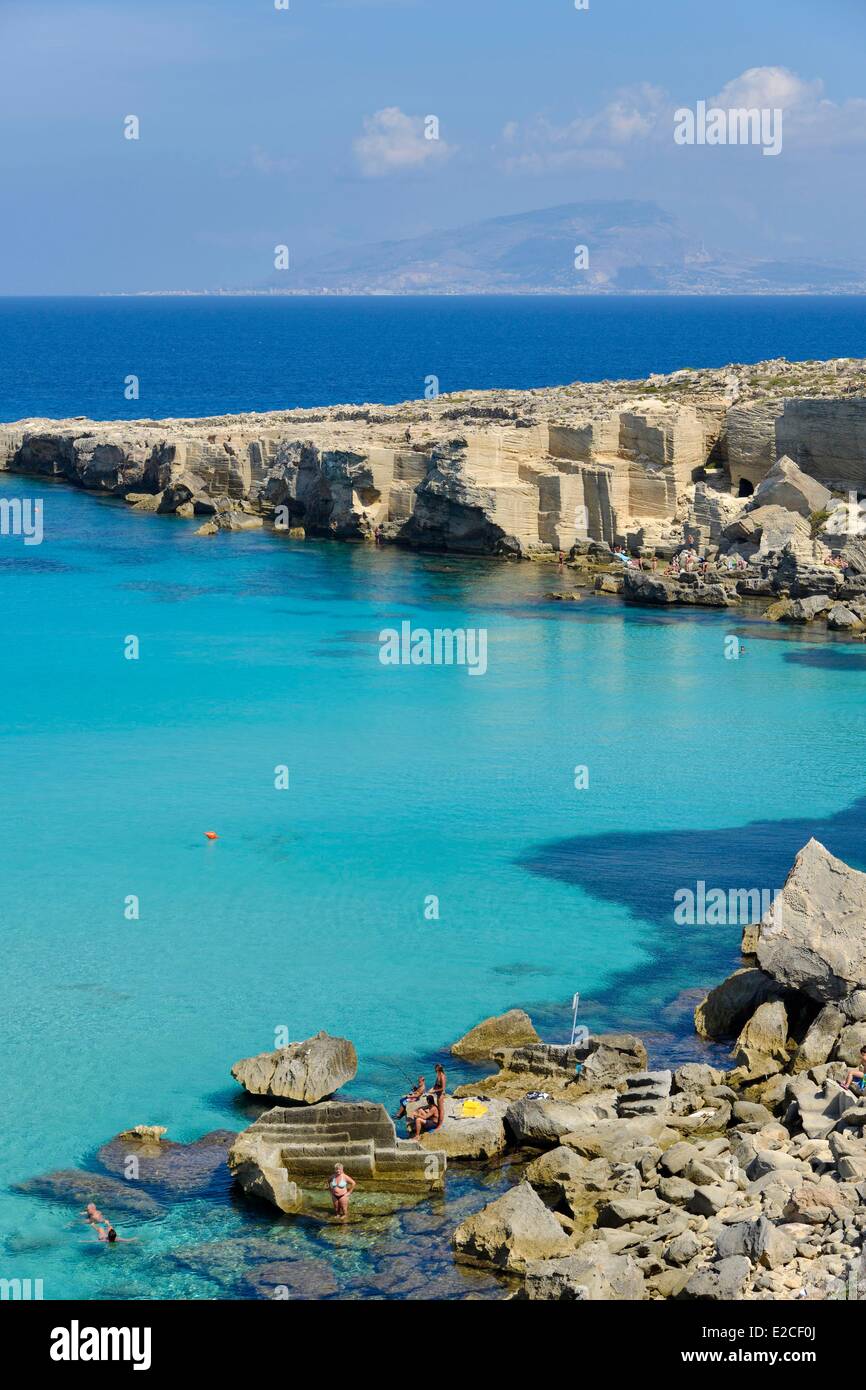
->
[15,838,866,1301]
[5,357,866,638]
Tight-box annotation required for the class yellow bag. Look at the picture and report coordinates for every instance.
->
[461,1100,488,1118]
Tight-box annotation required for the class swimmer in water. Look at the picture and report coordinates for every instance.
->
[82,1202,106,1227]
[327,1163,356,1220]
[95,1224,137,1244]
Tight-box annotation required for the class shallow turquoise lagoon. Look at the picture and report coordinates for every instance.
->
[3,472,866,1299]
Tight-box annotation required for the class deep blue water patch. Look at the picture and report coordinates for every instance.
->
[518,794,866,926]
[785,647,866,670]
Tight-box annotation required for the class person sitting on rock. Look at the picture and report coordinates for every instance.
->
[844,1046,866,1094]
[396,1076,426,1120]
[408,1095,439,1140]
[327,1163,356,1220]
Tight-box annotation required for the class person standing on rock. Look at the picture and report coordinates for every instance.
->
[432,1063,447,1129]
[328,1163,356,1220]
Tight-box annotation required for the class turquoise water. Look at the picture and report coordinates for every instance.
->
[4,470,866,1297]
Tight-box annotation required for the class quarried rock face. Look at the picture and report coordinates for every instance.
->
[6,357,866,559]
[231,1030,357,1102]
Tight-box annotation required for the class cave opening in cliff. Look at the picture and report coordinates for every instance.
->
[738,478,755,497]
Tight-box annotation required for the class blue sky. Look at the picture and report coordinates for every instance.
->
[2,0,865,292]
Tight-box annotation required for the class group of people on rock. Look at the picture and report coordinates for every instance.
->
[326,1063,448,1220]
[395,1063,447,1138]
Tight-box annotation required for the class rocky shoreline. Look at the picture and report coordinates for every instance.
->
[5,356,866,641]
[15,837,866,1301]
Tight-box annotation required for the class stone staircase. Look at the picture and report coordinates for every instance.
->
[616,1070,672,1119]
[229,1100,446,1205]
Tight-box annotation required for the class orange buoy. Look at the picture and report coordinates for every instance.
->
[204,831,219,840]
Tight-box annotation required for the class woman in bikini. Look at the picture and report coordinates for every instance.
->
[408,1095,439,1140]
[327,1163,356,1220]
[432,1063,447,1129]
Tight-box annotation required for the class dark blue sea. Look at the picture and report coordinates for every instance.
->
[2,294,866,421]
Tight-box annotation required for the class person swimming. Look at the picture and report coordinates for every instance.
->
[95,1224,136,1244]
[327,1163,356,1220]
[82,1202,106,1227]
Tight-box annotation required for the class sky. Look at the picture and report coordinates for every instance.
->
[1,0,865,293]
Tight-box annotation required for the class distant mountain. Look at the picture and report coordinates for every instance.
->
[274,200,866,295]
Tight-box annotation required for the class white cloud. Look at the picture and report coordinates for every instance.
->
[249,147,299,176]
[353,107,453,177]
[710,66,822,112]
[499,84,666,174]
[500,68,866,174]
[709,66,866,146]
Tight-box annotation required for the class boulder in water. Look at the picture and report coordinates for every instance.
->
[231,1031,358,1102]
[450,1008,539,1059]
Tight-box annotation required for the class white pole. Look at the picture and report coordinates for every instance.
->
[569,992,580,1045]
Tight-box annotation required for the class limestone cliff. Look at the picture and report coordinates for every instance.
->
[2,356,865,556]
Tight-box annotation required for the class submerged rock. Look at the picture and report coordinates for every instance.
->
[245,1258,339,1300]
[96,1129,235,1195]
[14,1169,161,1215]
